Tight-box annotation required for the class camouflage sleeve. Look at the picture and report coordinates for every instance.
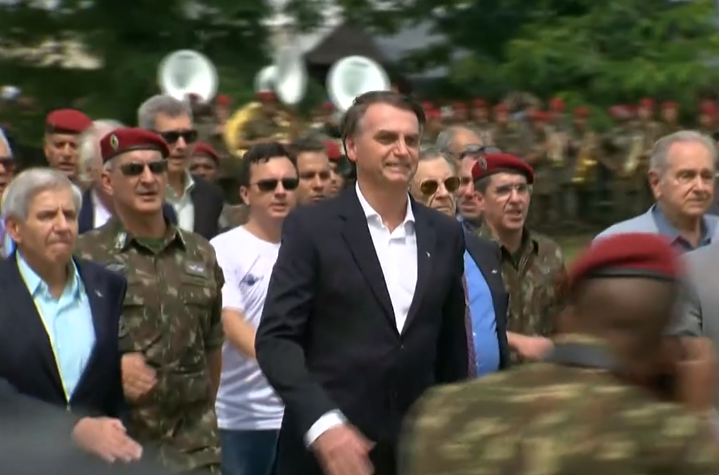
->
[204,259,225,353]
[548,242,568,335]
[655,411,719,474]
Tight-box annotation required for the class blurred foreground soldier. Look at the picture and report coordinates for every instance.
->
[76,128,223,473]
[44,109,93,183]
[401,233,719,475]
[0,378,161,473]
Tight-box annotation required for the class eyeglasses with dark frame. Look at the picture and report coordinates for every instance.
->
[154,129,199,145]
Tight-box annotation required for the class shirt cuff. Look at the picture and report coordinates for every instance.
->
[304,410,346,447]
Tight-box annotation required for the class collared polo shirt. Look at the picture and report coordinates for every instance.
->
[17,252,95,400]
[651,204,715,253]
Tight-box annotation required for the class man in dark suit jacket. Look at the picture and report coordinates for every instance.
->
[185,174,224,239]
[256,92,468,475]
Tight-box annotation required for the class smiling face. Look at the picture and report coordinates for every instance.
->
[345,102,420,190]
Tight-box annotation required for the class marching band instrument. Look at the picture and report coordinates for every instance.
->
[223,44,307,157]
[326,56,391,112]
[572,132,598,185]
[158,50,218,102]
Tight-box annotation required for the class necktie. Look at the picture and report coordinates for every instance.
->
[462,275,477,377]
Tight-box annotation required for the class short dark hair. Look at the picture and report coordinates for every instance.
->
[238,142,297,188]
[289,135,326,155]
[340,91,425,144]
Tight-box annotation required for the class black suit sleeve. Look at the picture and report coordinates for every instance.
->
[106,274,127,419]
[435,222,469,383]
[256,210,338,437]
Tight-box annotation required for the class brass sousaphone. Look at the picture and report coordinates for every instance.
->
[224,43,307,157]
[157,50,218,102]
[326,56,391,112]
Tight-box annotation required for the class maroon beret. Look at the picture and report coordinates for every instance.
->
[45,109,92,134]
[193,141,219,163]
[471,152,534,185]
[569,233,680,289]
[99,128,170,163]
[324,140,341,161]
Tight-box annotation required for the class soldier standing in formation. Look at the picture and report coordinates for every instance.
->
[75,128,223,473]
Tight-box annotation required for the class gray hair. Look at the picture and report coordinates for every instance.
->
[137,94,193,130]
[0,127,12,158]
[650,130,718,174]
[435,126,482,154]
[2,168,82,221]
[78,119,124,181]
[419,145,457,174]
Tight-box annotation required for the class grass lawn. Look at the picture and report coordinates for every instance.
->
[557,234,594,264]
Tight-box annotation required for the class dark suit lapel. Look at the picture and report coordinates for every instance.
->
[404,204,435,332]
[465,234,504,296]
[190,185,208,236]
[339,189,395,328]
[78,189,94,234]
[70,259,106,401]
[1,256,64,397]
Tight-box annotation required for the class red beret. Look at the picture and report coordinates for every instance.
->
[471,152,534,185]
[661,101,678,110]
[569,233,681,290]
[322,101,334,112]
[573,107,590,117]
[324,140,342,161]
[453,102,467,111]
[700,101,717,116]
[640,97,655,109]
[216,94,232,106]
[427,109,442,120]
[472,99,487,108]
[99,128,170,163]
[45,109,92,134]
[256,91,276,102]
[549,98,565,111]
[493,103,508,113]
[530,110,550,122]
[193,141,219,163]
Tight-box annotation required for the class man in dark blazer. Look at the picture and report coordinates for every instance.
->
[183,174,224,239]
[0,168,125,419]
[256,92,468,475]
[409,146,510,374]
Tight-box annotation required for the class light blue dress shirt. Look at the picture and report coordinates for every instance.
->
[464,250,500,376]
[17,252,95,400]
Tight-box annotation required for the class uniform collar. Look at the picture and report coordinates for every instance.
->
[106,217,186,252]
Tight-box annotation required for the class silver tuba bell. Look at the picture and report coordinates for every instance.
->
[254,65,278,94]
[158,50,218,102]
[273,43,307,106]
[326,56,391,112]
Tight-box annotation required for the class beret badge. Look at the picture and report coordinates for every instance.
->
[110,134,119,150]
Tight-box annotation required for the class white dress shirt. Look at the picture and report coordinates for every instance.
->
[91,190,112,229]
[166,172,196,232]
[304,183,418,446]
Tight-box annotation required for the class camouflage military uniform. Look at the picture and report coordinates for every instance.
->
[475,225,566,356]
[75,219,223,473]
[401,334,719,475]
[602,124,644,220]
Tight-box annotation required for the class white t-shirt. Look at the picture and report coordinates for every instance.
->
[210,226,284,430]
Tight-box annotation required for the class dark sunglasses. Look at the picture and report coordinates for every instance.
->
[253,178,300,193]
[459,145,501,160]
[119,160,168,177]
[420,176,460,196]
[157,129,198,145]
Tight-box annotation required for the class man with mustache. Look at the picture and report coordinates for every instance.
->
[596,130,719,253]
[44,109,93,184]
[474,153,563,362]
[137,95,224,240]
[408,146,510,375]
[210,142,299,475]
[75,128,223,473]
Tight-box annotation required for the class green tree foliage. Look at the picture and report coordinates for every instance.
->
[0,0,329,142]
[401,0,719,111]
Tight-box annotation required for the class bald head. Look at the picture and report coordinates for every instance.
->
[436,126,483,158]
